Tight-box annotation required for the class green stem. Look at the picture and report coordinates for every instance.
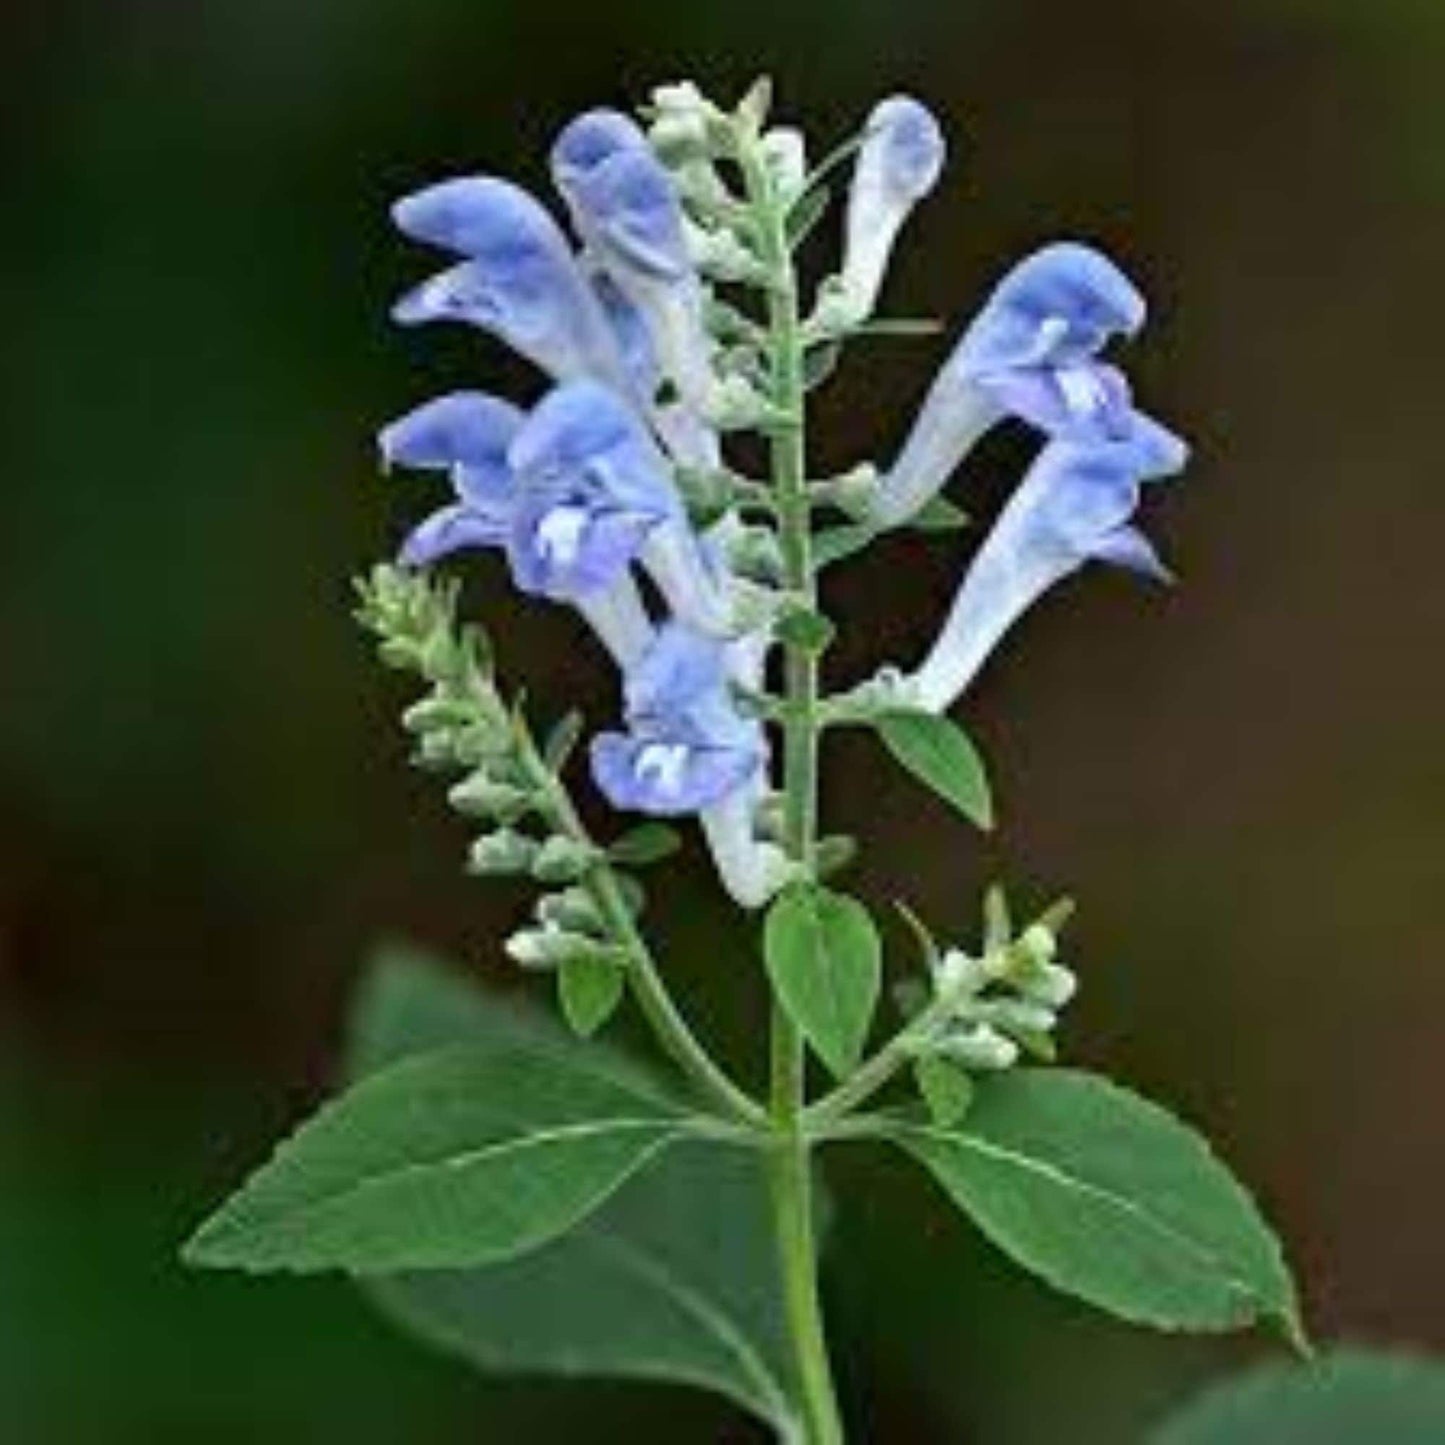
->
[519,725,767,1130]
[738,122,845,1445]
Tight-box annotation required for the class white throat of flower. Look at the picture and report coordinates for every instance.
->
[636,741,691,797]
[536,505,590,565]
[1056,364,1107,418]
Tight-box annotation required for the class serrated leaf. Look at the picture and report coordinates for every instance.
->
[915,1057,974,1127]
[1149,1351,1445,1444]
[182,1044,682,1275]
[764,884,881,1078]
[876,710,994,830]
[558,955,625,1037]
[607,822,683,866]
[882,1069,1302,1339]
[344,945,802,1436]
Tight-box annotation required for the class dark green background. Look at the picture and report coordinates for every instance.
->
[4,0,1443,1439]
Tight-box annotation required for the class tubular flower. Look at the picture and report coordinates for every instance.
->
[381,385,655,667]
[591,623,767,817]
[391,176,630,388]
[905,413,1189,713]
[380,392,524,568]
[871,242,1147,525]
[551,111,717,434]
[835,95,946,325]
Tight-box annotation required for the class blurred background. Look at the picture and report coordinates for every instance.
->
[4,0,1444,1439]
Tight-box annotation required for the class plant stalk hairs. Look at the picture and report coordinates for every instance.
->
[184,80,1304,1443]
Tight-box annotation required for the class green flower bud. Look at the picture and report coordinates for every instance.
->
[448,771,532,821]
[973,998,1058,1036]
[535,887,604,935]
[938,1024,1019,1072]
[1023,963,1078,1009]
[531,836,600,884]
[401,693,474,735]
[505,926,619,972]
[466,829,538,877]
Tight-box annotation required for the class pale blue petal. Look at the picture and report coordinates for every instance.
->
[399,503,507,568]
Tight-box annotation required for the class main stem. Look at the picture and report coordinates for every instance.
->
[741,134,845,1445]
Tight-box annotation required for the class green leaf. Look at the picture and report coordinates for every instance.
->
[785,184,830,249]
[914,1057,974,1127]
[182,1042,682,1274]
[557,955,625,1037]
[344,945,802,1435]
[764,884,881,1078]
[542,709,585,772]
[774,606,835,654]
[882,1069,1302,1339]
[908,495,970,532]
[607,822,683,866]
[802,340,842,391]
[1149,1351,1445,1444]
[875,710,994,830]
[812,521,878,569]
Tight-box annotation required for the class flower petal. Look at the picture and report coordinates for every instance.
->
[378,391,523,505]
[839,95,946,320]
[398,503,506,568]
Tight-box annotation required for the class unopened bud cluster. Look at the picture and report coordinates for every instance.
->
[911,895,1079,1074]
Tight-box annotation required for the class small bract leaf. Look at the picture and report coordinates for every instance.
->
[876,710,994,830]
[558,955,626,1038]
[915,1057,975,1127]
[542,709,585,772]
[607,822,683,866]
[812,522,878,569]
[786,185,831,249]
[764,884,881,1078]
[883,1069,1303,1340]
[909,495,970,532]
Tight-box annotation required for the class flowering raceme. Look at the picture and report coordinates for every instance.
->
[189,82,1312,1445]
[380,85,1186,910]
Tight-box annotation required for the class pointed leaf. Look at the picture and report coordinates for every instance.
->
[908,495,970,532]
[557,955,625,1037]
[876,710,994,830]
[1150,1351,1445,1444]
[785,184,831,250]
[914,1057,974,1127]
[182,1044,682,1274]
[344,945,802,1435]
[882,1069,1302,1339]
[607,822,683,866]
[764,884,881,1078]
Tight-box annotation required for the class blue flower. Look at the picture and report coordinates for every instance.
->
[836,95,946,323]
[390,176,628,386]
[551,111,690,279]
[378,392,524,568]
[504,379,677,602]
[872,242,1147,525]
[551,112,715,430]
[590,624,765,816]
[906,412,1189,712]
